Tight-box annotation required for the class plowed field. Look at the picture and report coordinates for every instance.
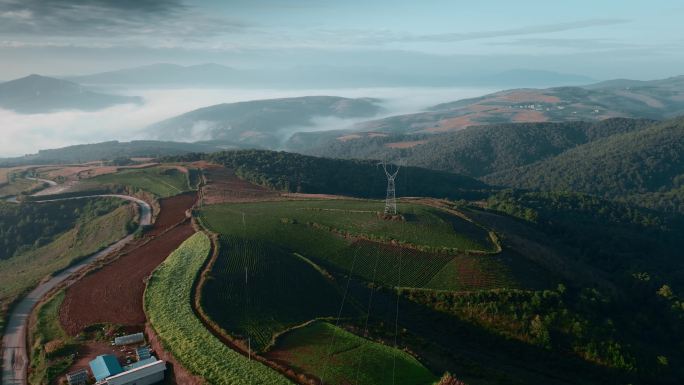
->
[59,194,196,335]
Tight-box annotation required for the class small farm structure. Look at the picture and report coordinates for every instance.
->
[136,346,152,361]
[104,358,166,385]
[89,355,124,381]
[114,332,144,346]
[88,352,166,385]
[66,369,88,385]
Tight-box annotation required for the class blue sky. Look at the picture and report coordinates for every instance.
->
[0,0,683,80]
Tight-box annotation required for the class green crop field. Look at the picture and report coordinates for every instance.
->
[144,232,292,385]
[199,200,511,291]
[202,236,356,351]
[89,166,192,197]
[202,200,495,252]
[266,321,438,385]
[196,199,528,383]
[0,199,135,329]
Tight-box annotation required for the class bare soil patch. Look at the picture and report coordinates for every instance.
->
[385,140,428,149]
[512,109,548,122]
[147,193,195,236]
[200,166,278,205]
[59,194,197,335]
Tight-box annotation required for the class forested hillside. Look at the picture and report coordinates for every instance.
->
[485,190,684,278]
[166,149,492,200]
[0,199,126,260]
[302,118,654,176]
[484,117,684,210]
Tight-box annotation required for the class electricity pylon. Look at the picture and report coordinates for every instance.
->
[381,162,400,215]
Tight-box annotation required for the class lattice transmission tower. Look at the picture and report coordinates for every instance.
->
[381,162,400,215]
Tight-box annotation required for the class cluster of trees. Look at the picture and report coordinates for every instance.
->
[486,190,684,277]
[0,199,123,260]
[401,281,684,382]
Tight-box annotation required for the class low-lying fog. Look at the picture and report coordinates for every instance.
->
[0,86,498,158]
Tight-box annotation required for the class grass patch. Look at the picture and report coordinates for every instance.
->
[144,232,291,385]
[29,290,75,385]
[0,178,43,198]
[267,321,437,385]
[89,166,191,198]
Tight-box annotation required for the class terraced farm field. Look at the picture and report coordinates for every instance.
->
[145,232,292,385]
[88,166,192,197]
[266,321,438,385]
[202,236,356,351]
[197,199,533,382]
[199,200,510,290]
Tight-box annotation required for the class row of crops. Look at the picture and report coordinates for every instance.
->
[144,232,292,384]
[201,235,353,351]
[200,200,497,252]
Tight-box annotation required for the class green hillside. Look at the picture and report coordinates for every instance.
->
[147,96,381,148]
[0,199,135,333]
[168,149,490,200]
[483,117,684,211]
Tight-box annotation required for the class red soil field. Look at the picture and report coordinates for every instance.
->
[59,194,196,335]
[200,166,278,205]
[512,109,548,123]
[385,140,428,149]
[147,192,195,236]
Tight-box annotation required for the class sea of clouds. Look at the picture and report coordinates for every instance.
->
[0,86,497,157]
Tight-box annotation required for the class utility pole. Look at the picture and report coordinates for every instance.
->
[381,162,400,215]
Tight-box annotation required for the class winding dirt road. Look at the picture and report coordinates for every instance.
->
[1,193,151,385]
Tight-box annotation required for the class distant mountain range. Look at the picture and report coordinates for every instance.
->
[0,140,226,166]
[0,75,141,114]
[364,75,684,132]
[145,96,382,148]
[66,63,594,88]
[67,63,241,86]
[286,75,684,150]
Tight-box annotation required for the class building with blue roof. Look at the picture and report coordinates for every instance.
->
[123,356,157,371]
[89,354,124,381]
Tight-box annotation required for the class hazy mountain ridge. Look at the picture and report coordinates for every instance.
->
[0,140,225,166]
[339,75,684,137]
[145,95,382,148]
[65,62,594,88]
[0,74,142,114]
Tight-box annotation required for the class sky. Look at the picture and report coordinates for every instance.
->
[1,1,683,157]
[0,0,683,80]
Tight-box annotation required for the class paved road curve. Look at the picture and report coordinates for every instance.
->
[1,194,151,385]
